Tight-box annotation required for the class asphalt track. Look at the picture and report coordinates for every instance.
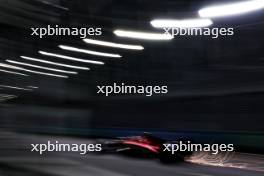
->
[0,131,263,176]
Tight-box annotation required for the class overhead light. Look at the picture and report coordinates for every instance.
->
[0,85,33,91]
[37,0,69,11]
[0,94,17,99]
[0,68,28,76]
[113,29,173,40]
[6,60,77,74]
[39,51,107,64]
[0,63,26,70]
[150,18,213,28]
[0,94,17,102]
[21,56,90,70]
[83,38,144,50]
[27,86,38,89]
[0,63,68,79]
[199,0,264,18]
[58,45,122,58]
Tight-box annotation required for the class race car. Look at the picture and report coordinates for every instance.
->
[98,132,192,163]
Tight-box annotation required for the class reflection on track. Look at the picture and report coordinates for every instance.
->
[0,131,263,176]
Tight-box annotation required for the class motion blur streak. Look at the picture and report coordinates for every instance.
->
[39,50,106,64]
[151,18,213,28]
[27,86,38,89]
[0,85,33,91]
[114,29,174,40]
[0,63,68,78]
[122,140,159,153]
[83,38,144,50]
[0,94,17,102]
[199,0,264,18]
[21,56,91,70]
[6,60,78,74]
[58,45,122,58]
[0,68,28,76]
[35,0,69,10]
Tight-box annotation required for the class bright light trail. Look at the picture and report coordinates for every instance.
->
[39,50,107,64]
[27,86,38,89]
[0,68,28,76]
[0,85,33,91]
[83,38,144,50]
[58,45,122,58]
[0,94,17,101]
[21,56,90,70]
[199,0,264,18]
[0,63,68,78]
[150,18,213,28]
[114,29,173,40]
[6,60,77,74]
[0,94,17,99]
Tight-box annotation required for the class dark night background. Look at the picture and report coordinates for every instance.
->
[0,0,264,150]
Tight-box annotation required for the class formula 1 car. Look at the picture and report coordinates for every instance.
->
[98,132,192,163]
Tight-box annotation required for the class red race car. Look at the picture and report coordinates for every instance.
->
[99,132,192,163]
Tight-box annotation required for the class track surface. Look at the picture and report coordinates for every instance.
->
[0,131,263,176]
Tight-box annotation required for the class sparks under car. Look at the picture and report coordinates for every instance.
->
[99,133,192,163]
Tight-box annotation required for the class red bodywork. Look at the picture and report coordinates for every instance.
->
[122,136,161,153]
